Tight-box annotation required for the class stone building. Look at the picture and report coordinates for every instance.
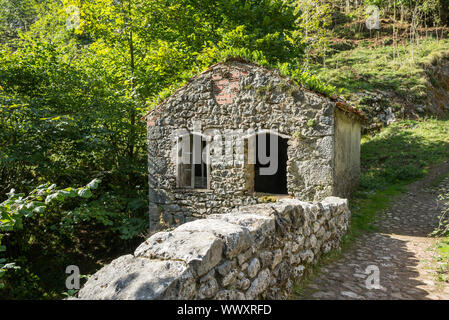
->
[144,58,364,231]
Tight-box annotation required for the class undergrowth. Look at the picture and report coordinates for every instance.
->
[313,37,449,101]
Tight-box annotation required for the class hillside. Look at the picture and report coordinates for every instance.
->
[310,16,449,131]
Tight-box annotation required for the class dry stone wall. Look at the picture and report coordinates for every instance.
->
[78,196,350,300]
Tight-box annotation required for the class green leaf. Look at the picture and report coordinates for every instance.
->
[78,188,92,199]
[25,202,36,210]
[6,189,15,199]
[33,206,46,214]
[87,179,101,190]
[45,193,59,204]
[19,208,33,218]
[63,188,78,198]
[60,190,74,198]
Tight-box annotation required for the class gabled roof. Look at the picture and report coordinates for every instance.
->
[144,57,366,125]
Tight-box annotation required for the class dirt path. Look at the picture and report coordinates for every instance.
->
[295,161,449,300]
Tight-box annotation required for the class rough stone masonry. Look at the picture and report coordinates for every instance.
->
[78,196,350,300]
[145,59,362,231]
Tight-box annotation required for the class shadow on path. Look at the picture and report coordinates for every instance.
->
[295,161,449,300]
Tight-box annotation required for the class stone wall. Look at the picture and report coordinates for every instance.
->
[334,109,361,197]
[78,196,350,300]
[147,60,356,231]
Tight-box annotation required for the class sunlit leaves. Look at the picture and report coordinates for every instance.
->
[86,178,101,190]
[0,179,102,284]
[77,188,92,198]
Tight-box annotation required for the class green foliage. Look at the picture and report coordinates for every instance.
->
[0,178,147,298]
[59,190,147,240]
[0,2,149,298]
[277,62,338,96]
[62,289,79,298]
[291,0,332,65]
[360,119,449,190]
[259,195,278,203]
[0,180,98,291]
[306,119,316,127]
[313,38,449,103]
[0,38,148,198]
[0,0,42,41]
[1,179,100,232]
[435,237,449,283]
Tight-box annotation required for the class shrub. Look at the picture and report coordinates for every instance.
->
[0,179,147,298]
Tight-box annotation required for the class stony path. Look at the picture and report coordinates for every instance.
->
[296,162,449,300]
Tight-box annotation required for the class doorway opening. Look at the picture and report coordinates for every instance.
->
[253,133,288,194]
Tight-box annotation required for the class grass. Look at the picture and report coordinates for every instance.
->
[433,190,449,284]
[292,117,449,298]
[435,237,449,283]
[430,170,449,188]
[347,118,449,242]
[359,118,449,190]
[313,37,449,102]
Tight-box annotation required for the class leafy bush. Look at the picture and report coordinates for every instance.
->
[0,179,147,298]
[0,180,98,293]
